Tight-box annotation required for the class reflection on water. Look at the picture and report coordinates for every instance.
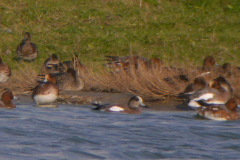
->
[0,104,240,159]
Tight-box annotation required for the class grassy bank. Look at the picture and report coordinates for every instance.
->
[0,0,240,100]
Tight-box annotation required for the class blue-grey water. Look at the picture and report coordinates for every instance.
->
[0,103,240,160]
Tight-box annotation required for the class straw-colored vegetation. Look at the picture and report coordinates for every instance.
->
[1,0,240,101]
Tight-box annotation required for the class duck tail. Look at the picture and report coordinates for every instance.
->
[91,102,109,110]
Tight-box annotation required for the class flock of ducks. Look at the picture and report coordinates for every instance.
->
[0,32,239,121]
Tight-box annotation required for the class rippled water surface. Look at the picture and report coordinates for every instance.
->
[0,103,240,159]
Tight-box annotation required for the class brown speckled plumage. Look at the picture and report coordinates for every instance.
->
[16,32,38,61]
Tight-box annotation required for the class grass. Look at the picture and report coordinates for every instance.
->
[0,0,240,100]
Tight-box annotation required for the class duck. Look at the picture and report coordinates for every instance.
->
[196,98,239,121]
[62,54,87,75]
[209,76,233,100]
[40,54,65,74]
[105,55,148,73]
[0,90,16,108]
[91,96,147,114]
[184,77,208,93]
[0,57,11,83]
[32,74,59,105]
[54,68,84,91]
[16,32,38,61]
[177,76,208,100]
[148,57,164,70]
[188,79,229,108]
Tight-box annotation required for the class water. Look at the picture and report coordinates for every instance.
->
[0,103,240,159]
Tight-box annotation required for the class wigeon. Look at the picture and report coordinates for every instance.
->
[148,57,164,69]
[203,56,216,67]
[196,98,239,121]
[188,79,228,108]
[32,74,59,105]
[91,96,147,114]
[54,68,84,91]
[0,57,11,83]
[184,77,208,93]
[40,54,65,74]
[105,55,148,72]
[62,54,87,75]
[209,76,233,100]
[0,91,16,108]
[16,32,38,61]
[177,77,207,100]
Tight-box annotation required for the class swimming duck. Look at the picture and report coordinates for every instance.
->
[40,54,65,74]
[32,74,59,105]
[91,96,147,114]
[196,98,239,121]
[188,79,228,108]
[0,57,11,83]
[0,90,16,108]
[16,32,38,61]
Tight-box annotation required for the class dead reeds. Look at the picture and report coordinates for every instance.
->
[3,55,240,103]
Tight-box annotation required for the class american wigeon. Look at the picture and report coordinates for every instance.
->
[32,74,59,105]
[0,57,11,83]
[40,54,65,74]
[16,32,38,61]
[188,79,228,108]
[0,91,16,108]
[196,98,239,121]
[91,96,147,114]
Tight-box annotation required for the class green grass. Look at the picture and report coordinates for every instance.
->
[1,0,240,71]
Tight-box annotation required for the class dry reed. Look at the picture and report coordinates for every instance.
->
[3,57,240,103]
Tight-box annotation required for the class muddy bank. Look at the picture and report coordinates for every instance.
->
[14,91,190,111]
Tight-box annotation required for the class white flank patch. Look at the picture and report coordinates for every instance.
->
[109,106,124,112]
[206,100,224,104]
[188,101,201,108]
[194,93,214,101]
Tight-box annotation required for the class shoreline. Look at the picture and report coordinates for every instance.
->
[14,91,190,111]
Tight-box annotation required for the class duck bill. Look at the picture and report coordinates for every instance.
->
[140,103,149,108]
[13,96,19,100]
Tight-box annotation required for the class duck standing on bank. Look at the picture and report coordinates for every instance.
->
[55,68,84,91]
[16,32,38,61]
[32,74,59,105]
